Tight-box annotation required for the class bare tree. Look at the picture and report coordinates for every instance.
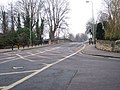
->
[0,6,8,34]
[17,13,21,30]
[103,0,120,40]
[97,11,108,23]
[44,0,69,43]
[16,0,43,29]
[9,3,15,32]
[75,33,88,42]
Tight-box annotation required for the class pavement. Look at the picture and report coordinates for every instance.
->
[82,44,120,59]
[0,44,50,53]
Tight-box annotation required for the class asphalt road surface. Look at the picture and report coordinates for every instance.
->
[0,42,120,90]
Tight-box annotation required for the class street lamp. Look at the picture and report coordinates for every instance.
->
[86,0,95,44]
[29,0,32,46]
[30,20,32,46]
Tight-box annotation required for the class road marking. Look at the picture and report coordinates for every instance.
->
[0,86,6,89]
[27,52,35,55]
[13,66,24,70]
[16,54,34,62]
[0,59,18,64]
[39,47,60,54]
[3,53,11,56]
[109,58,120,61]
[33,55,53,59]
[0,70,38,76]
[0,47,59,64]
[0,57,16,61]
[2,45,85,90]
[40,53,66,56]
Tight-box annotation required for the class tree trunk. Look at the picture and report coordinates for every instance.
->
[49,31,55,44]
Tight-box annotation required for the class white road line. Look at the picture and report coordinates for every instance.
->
[109,58,120,61]
[0,57,16,61]
[27,52,35,55]
[2,45,85,90]
[39,47,60,54]
[33,55,53,59]
[16,54,34,62]
[16,54,26,59]
[0,59,18,64]
[40,53,65,56]
[13,66,24,70]
[0,70,38,76]
[0,86,6,89]
[0,47,59,64]
[3,53,11,56]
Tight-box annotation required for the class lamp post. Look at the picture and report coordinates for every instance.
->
[29,0,32,46]
[86,0,95,44]
[30,20,32,46]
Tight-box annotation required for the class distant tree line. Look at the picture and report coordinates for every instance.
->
[68,33,88,42]
[0,0,69,49]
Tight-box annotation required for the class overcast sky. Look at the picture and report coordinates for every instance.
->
[69,0,103,35]
[0,0,103,35]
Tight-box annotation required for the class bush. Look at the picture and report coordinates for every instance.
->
[96,23,105,40]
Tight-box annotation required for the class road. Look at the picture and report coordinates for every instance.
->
[0,42,120,90]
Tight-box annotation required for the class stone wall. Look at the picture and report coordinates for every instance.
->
[114,40,120,52]
[96,40,120,52]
